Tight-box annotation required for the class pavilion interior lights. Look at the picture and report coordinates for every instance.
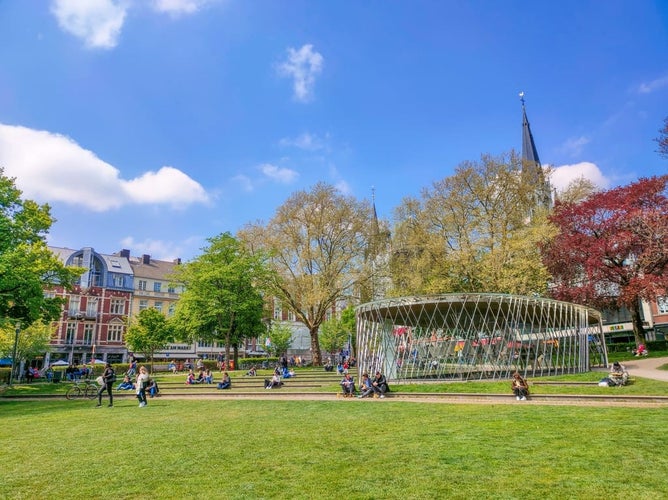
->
[355,293,607,382]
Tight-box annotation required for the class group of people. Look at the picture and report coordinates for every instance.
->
[96,362,157,408]
[340,371,389,398]
[185,368,214,385]
[264,366,285,389]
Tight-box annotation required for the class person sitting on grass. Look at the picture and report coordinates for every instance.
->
[371,371,389,398]
[633,344,648,356]
[608,361,629,386]
[186,369,197,385]
[357,373,374,398]
[217,372,232,390]
[147,378,160,398]
[204,368,213,384]
[340,373,355,397]
[264,372,282,389]
[246,365,257,376]
[117,374,135,390]
[511,371,529,401]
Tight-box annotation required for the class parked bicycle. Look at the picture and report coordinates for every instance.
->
[65,379,100,400]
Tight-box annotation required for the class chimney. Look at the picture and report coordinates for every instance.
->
[120,249,130,258]
[173,258,182,265]
[142,254,150,265]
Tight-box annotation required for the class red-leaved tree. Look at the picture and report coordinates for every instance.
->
[541,175,668,345]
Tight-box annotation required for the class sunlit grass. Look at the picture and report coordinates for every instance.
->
[1,399,667,499]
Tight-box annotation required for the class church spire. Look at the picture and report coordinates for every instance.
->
[519,92,552,209]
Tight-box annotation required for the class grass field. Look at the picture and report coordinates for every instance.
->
[1,398,667,499]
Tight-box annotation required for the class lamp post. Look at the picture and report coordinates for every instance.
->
[9,321,20,386]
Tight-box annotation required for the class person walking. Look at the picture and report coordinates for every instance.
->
[97,362,116,407]
[136,366,150,407]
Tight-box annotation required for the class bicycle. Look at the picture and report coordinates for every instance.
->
[65,379,100,400]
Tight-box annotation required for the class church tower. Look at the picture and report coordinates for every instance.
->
[520,92,552,210]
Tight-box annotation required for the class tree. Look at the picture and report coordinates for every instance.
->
[541,175,668,345]
[0,168,81,326]
[318,317,349,359]
[125,307,174,373]
[266,322,293,358]
[656,117,668,158]
[557,176,599,204]
[390,152,554,296]
[0,320,53,368]
[239,182,376,366]
[171,233,267,368]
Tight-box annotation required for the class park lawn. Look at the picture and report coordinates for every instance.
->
[1,399,667,499]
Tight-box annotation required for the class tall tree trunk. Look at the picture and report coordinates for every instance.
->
[310,328,322,366]
[630,302,646,346]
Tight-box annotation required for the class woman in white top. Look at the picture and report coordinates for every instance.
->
[136,366,150,407]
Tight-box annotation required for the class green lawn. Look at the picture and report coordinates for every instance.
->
[1,399,667,499]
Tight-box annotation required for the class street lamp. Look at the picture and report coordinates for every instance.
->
[9,321,20,386]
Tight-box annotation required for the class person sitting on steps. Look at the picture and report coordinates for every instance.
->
[217,372,232,390]
[371,371,389,398]
[511,371,529,401]
[357,373,374,398]
[340,373,355,397]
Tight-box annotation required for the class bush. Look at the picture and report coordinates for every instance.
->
[647,340,668,351]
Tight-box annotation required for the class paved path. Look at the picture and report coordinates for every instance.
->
[620,356,668,382]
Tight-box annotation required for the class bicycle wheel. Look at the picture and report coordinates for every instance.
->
[85,384,99,400]
[66,386,82,400]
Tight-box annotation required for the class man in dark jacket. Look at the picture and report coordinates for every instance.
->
[371,371,389,398]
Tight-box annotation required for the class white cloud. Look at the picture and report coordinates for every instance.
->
[0,123,209,211]
[259,163,298,184]
[151,0,220,16]
[335,180,352,195]
[123,166,210,208]
[637,74,668,94]
[279,132,328,151]
[231,174,254,192]
[277,44,324,102]
[559,136,590,157]
[549,162,611,191]
[50,0,128,49]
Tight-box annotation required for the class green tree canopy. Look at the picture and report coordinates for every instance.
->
[390,152,555,296]
[239,182,376,366]
[0,320,53,366]
[125,307,174,373]
[266,322,293,358]
[171,232,268,367]
[0,168,81,325]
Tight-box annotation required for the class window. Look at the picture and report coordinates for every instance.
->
[68,296,81,316]
[154,282,162,292]
[168,286,176,294]
[86,298,98,317]
[138,280,147,291]
[273,299,282,320]
[287,310,295,321]
[168,303,175,317]
[110,298,125,315]
[154,301,163,313]
[83,324,94,345]
[112,274,124,287]
[66,323,76,344]
[139,300,148,311]
[659,297,668,314]
[107,323,123,342]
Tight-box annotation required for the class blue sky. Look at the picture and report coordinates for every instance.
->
[1,0,666,261]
